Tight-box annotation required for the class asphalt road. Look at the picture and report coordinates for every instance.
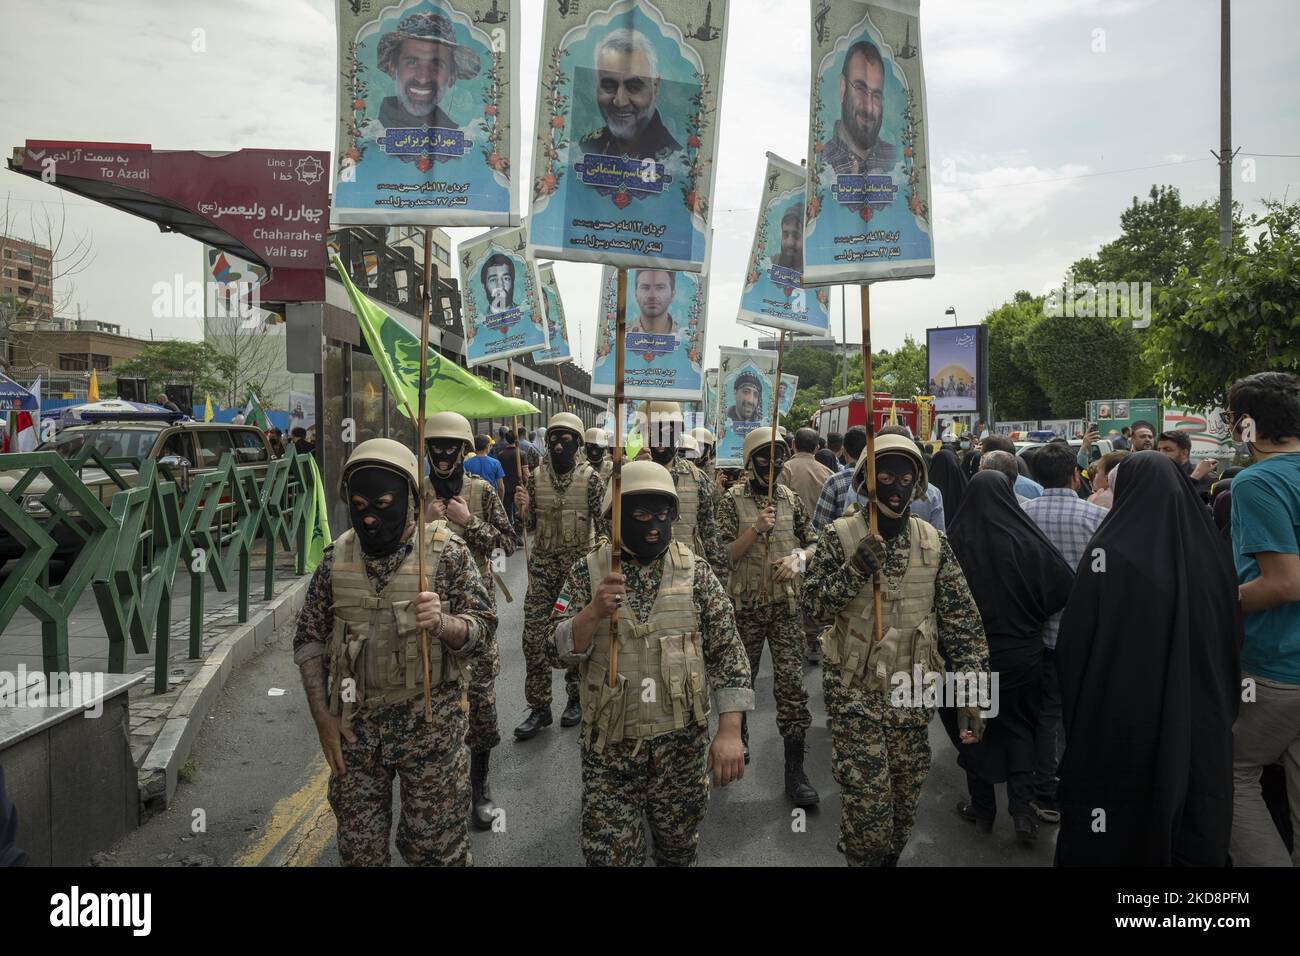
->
[100,548,1057,867]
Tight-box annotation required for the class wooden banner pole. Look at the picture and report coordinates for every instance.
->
[415,229,435,723]
[608,268,628,689]
[507,358,531,571]
[859,285,883,643]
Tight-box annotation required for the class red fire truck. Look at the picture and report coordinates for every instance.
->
[815,392,927,437]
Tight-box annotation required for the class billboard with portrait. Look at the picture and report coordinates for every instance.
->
[804,0,934,285]
[778,373,799,418]
[333,0,519,226]
[526,0,728,272]
[1085,398,1160,439]
[738,153,831,336]
[532,263,572,366]
[457,223,548,366]
[590,264,707,400]
[716,346,779,468]
[927,326,977,413]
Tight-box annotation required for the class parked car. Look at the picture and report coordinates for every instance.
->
[0,419,273,564]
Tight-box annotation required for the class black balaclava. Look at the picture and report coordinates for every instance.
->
[621,492,675,563]
[584,443,606,467]
[747,444,787,495]
[648,420,679,467]
[347,466,411,556]
[871,451,918,539]
[550,429,579,472]
[426,438,465,499]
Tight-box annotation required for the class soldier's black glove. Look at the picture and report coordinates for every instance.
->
[849,534,886,577]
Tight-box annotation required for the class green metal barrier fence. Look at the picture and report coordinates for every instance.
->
[0,445,316,693]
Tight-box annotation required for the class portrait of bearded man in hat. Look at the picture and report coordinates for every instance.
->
[376,10,481,133]
[727,369,765,423]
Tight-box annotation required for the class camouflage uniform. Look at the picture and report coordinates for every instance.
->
[717,482,816,737]
[293,531,496,866]
[802,518,987,866]
[424,474,516,752]
[550,548,753,866]
[520,461,605,710]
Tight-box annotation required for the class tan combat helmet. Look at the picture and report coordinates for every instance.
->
[600,460,679,517]
[583,426,608,446]
[679,433,699,455]
[689,427,716,449]
[424,411,474,457]
[339,438,421,503]
[741,426,789,470]
[548,411,585,442]
[850,433,929,498]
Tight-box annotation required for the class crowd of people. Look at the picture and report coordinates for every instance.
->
[293,371,1300,868]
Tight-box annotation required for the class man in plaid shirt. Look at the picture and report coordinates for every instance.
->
[812,427,868,535]
[1020,442,1107,824]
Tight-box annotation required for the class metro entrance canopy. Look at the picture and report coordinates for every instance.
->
[7,141,330,302]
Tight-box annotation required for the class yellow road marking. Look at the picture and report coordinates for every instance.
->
[233,761,332,867]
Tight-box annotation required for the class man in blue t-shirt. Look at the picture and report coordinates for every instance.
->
[463,433,506,501]
[1226,371,1300,866]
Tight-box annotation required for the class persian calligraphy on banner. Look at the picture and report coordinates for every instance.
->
[533,263,573,366]
[457,223,548,366]
[738,153,831,336]
[526,0,728,272]
[590,264,707,401]
[804,0,934,285]
[716,346,779,468]
[332,0,519,226]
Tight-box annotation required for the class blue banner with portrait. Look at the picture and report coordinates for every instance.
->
[716,346,779,468]
[526,0,728,273]
[532,262,572,366]
[457,223,548,366]
[804,0,934,285]
[737,153,832,336]
[333,0,520,227]
[590,264,707,401]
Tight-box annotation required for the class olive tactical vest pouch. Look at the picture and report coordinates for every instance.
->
[822,515,942,694]
[325,523,458,728]
[670,459,706,557]
[727,484,802,611]
[534,460,594,553]
[579,541,707,753]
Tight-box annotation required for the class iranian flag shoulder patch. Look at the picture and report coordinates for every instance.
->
[553,591,571,614]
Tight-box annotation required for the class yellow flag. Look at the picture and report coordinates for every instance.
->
[889,401,898,425]
[204,394,215,421]
[88,368,100,401]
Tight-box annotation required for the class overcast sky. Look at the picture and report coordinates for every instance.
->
[2,0,1296,374]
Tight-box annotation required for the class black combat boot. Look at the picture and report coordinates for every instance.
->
[741,713,750,765]
[513,707,552,740]
[560,696,582,728]
[470,750,497,831]
[783,733,820,807]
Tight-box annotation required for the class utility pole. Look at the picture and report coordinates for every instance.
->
[841,285,848,393]
[1213,0,1236,248]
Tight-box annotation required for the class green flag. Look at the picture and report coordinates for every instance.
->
[304,454,331,572]
[332,254,541,421]
[242,387,269,430]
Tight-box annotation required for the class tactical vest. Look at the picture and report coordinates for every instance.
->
[443,474,489,577]
[534,460,594,553]
[579,541,707,752]
[727,484,802,610]
[670,458,705,556]
[822,515,942,694]
[325,523,460,728]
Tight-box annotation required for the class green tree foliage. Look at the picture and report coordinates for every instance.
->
[984,294,1053,421]
[114,341,239,400]
[786,383,825,429]
[1146,200,1300,408]
[1069,185,1224,289]
[1021,312,1145,418]
[875,335,928,398]
[782,346,839,393]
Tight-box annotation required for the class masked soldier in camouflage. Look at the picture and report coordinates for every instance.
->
[294,438,497,866]
[690,427,716,478]
[584,426,612,481]
[717,426,819,807]
[422,412,516,831]
[513,412,605,739]
[802,434,989,866]
[551,460,752,866]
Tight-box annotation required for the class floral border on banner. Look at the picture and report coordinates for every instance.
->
[534,44,569,202]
